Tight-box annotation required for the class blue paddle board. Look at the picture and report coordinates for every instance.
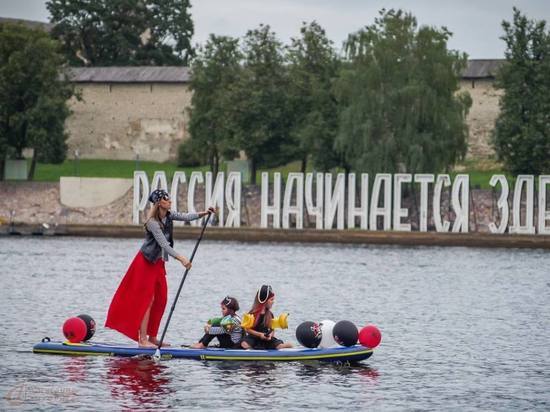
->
[33,339,373,363]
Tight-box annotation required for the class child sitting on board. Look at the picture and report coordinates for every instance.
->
[241,285,293,350]
[191,296,244,349]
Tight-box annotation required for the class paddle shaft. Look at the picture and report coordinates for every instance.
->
[156,212,211,350]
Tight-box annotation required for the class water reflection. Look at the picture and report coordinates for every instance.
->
[105,357,172,407]
[207,361,279,384]
[355,365,380,383]
[63,357,90,382]
[297,361,380,384]
[207,359,380,385]
[3,237,549,410]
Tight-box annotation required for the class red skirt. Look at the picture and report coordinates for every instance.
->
[105,251,167,341]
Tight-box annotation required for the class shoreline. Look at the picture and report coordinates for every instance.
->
[2,223,550,249]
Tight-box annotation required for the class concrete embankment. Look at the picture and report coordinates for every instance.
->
[2,181,549,249]
[2,223,549,250]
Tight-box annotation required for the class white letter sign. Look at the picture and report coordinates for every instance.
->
[433,174,451,232]
[488,175,509,234]
[451,174,469,233]
[282,173,304,229]
[324,173,345,230]
[305,173,324,229]
[225,172,241,227]
[538,176,550,235]
[511,175,535,234]
[414,174,434,232]
[393,174,412,231]
[133,171,149,224]
[347,173,369,229]
[370,174,392,231]
[261,172,281,228]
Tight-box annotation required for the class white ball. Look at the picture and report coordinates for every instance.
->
[319,319,337,348]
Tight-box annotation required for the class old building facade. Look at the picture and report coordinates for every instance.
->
[65,60,505,162]
[460,59,504,159]
[66,67,192,162]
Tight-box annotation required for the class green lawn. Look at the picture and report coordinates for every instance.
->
[33,159,210,181]
[451,159,513,189]
[451,170,513,190]
[29,158,509,189]
[31,158,306,183]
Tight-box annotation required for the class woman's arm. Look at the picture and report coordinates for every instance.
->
[145,219,180,259]
[170,211,200,222]
[146,219,191,268]
[171,207,216,222]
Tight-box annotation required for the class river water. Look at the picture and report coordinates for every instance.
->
[0,236,549,411]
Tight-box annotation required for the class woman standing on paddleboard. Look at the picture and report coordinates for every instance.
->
[106,189,215,348]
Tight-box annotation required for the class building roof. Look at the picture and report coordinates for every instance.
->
[462,59,505,79]
[62,59,503,84]
[66,66,191,83]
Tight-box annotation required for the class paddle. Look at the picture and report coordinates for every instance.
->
[154,211,212,360]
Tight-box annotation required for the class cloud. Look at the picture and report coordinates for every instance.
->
[1,0,549,58]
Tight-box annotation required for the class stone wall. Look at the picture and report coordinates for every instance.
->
[64,78,501,163]
[0,181,528,234]
[459,79,502,160]
[60,177,133,208]
[66,83,192,162]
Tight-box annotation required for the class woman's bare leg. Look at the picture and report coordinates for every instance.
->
[138,301,156,348]
[148,336,171,347]
[146,275,169,346]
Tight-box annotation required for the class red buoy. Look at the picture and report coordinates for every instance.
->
[358,324,382,348]
[63,317,87,343]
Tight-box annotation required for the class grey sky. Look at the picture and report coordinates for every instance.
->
[1,0,549,58]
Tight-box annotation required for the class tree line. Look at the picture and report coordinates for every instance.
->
[1,0,194,179]
[179,8,550,182]
[0,4,548,181]
[186,11,474,184]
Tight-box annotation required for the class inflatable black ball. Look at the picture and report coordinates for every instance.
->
[77,314,96,341]
[296,321,322,348]
[332,320,358,347]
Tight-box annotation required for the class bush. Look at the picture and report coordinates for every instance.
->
[177,139,205,167]
[492,8,550,175]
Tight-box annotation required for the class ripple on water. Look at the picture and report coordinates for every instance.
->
[1,237,550,410]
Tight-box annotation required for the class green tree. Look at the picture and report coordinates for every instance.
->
[47,0,194,66]
[187,35,242,175]
[287,21,341,173]
[228,25,293,184]
[0,23,74,180]
[493,8,550,175]
[334,9,471,175]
